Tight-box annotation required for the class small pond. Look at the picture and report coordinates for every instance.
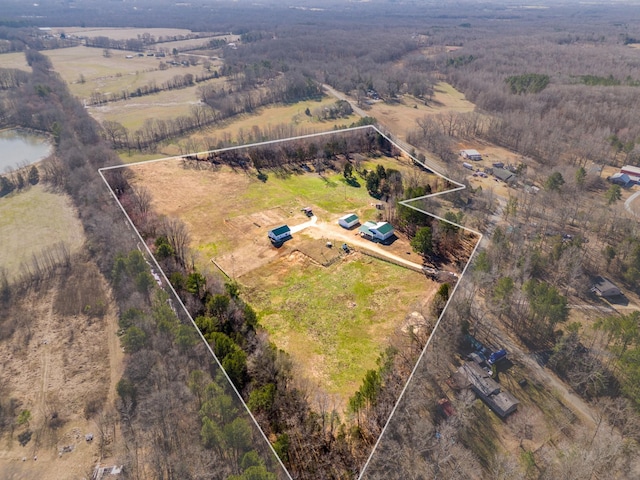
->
[0,129,53,172]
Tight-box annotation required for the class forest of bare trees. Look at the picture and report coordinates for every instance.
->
[3,0,640,478]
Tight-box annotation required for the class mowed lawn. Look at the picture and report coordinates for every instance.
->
[243,251,429,408]
[0,185,85,280]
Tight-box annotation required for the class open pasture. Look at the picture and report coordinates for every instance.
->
[56,27,197,41]
[365,82,475,138]
[0,51,30,71]
[126,157,438,409]
[41,46,218,100]
[243,249,432,408]
[0,185,85,281]
[88,77,227,131]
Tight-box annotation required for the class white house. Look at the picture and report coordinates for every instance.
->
[359,221,394,242]
[268,225,291,243]
[338,213,360,229]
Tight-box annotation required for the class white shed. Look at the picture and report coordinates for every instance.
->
[338,214,360,229]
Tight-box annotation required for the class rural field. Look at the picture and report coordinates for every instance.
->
[0,185,85,281]
[54,27,196,41]
[0,185,124,478]
[363,82,475,139]
[39,45,220,101]
[126,155,441,410]
[87,77,227,131]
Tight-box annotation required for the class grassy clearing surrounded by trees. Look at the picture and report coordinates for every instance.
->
[0,185,85,279]
[127,155,439,410]
[242,251,431,409]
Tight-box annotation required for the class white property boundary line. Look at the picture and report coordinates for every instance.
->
[98,124,483,480]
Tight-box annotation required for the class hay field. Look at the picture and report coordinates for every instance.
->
[0,185,85,281]
[0,51,30,71]
[41,46,219,100]
[57,27,196,40]
[88,77,227,130]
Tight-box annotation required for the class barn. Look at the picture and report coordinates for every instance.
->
[338,213,360,229]
[620,165,640,183]
[268,225,291,243]
[359,221,394,242]
[460,149,482,161]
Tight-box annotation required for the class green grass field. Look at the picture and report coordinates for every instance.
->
[0,185,85,281]
[243,251,428,404]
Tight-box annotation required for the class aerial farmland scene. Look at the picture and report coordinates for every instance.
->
[2,1,640,479]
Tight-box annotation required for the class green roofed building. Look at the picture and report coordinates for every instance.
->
[338,213,360,229]
[359,221,394,242]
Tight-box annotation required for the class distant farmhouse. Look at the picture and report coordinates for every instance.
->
[591,276,622,298]
[268,225,291,243]
[459,362,519,418]
[460,149,482,161]
[359,221,394,242]
[338,213,360,229]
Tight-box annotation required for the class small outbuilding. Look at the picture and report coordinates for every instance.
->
[268,225,291,243]
[591,276,622,297]
[359,221,394,242]
[338,213,360,229]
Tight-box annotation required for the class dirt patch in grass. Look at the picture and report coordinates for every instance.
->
[0,185,85,281]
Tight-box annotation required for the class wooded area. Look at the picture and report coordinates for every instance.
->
[3,0,640,478]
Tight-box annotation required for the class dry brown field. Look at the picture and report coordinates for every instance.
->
[362,82,475,139]
[87,77,227,131]
[0,51,30,71]
[0,188,124,478]
[55,27,196,41]
[0,185,85,281]
[39,46,220,101]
